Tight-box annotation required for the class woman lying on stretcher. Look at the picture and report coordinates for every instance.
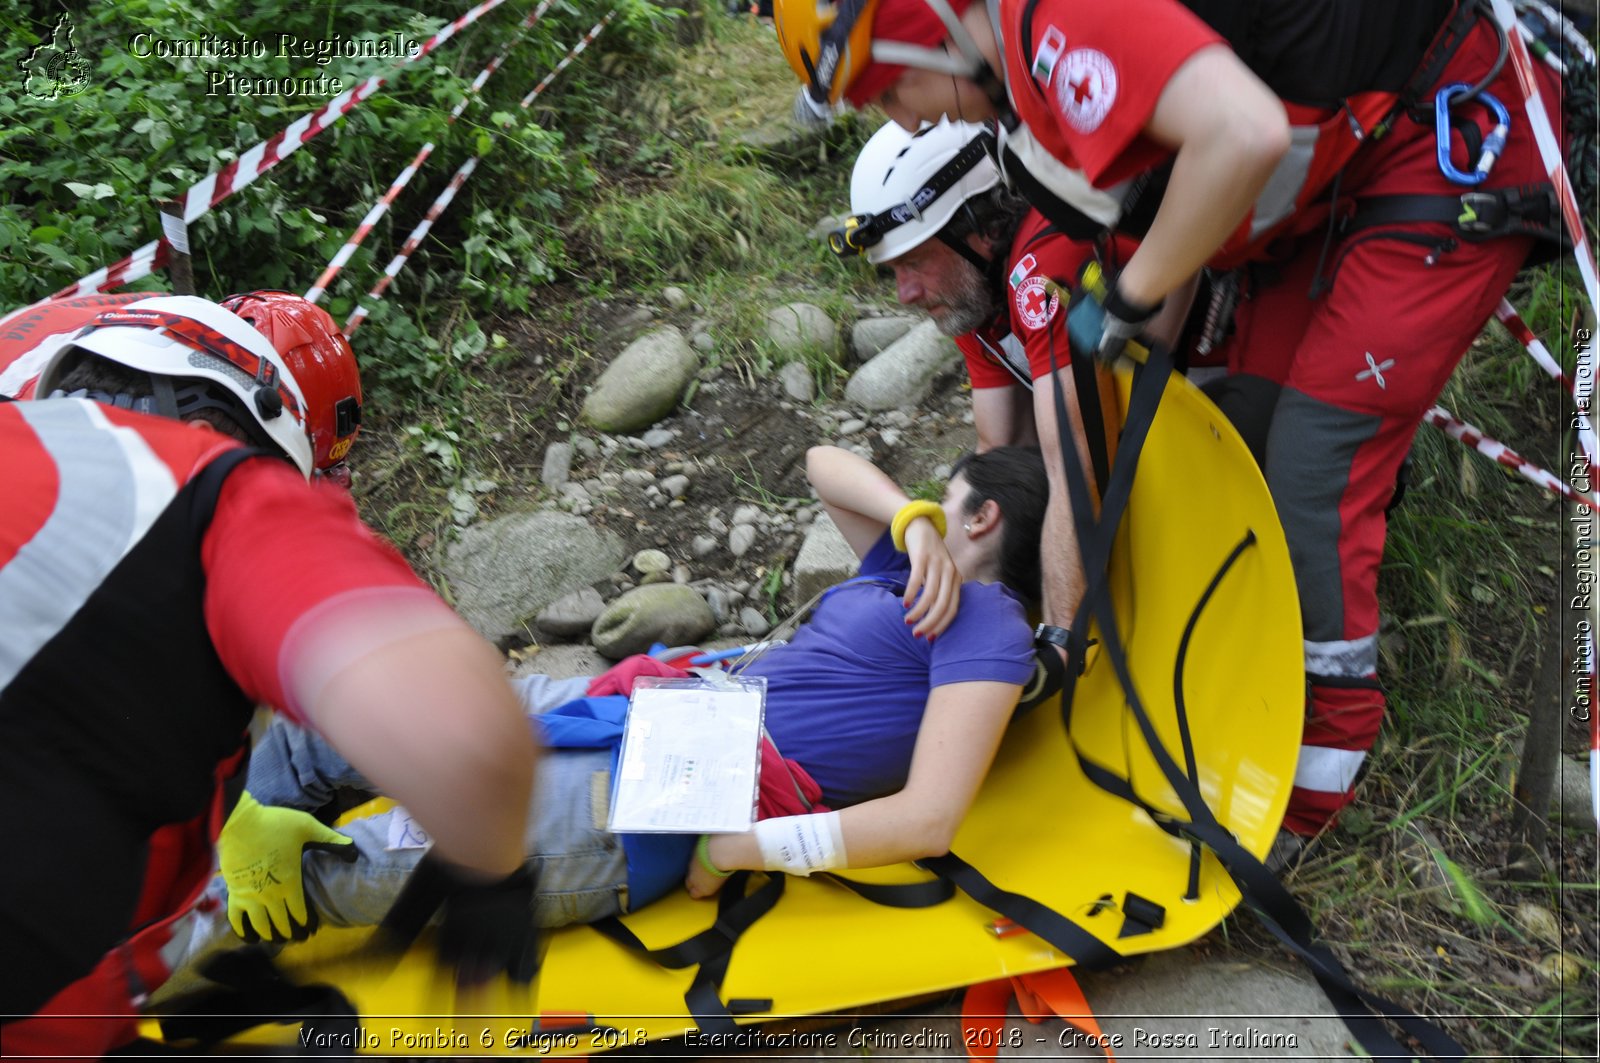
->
[157,444,1050,993]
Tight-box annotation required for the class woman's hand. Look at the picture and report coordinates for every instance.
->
[902,517,960,639]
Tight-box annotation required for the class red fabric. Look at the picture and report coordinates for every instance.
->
[957,212,1127,387]
[961,978,1016,1063]
[1213,34,1547,829]
[0,292,146,399]
[1008,217,1132,381]
[1345,20,1560,199]
[997,0,1220,189]
[200,459,431,721]
[848,0,974,108]
[757,738,828,818]
[584,654,693,697]
[957,327,1020,390]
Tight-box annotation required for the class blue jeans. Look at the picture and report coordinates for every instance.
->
[154,675,628,1003]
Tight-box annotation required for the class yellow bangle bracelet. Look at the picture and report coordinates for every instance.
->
[890,500,947,552]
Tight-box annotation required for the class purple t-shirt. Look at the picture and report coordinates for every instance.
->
[746,532,1035,807]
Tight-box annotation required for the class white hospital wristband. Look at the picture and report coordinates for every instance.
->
[753,812,846,876]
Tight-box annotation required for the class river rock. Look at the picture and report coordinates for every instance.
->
[541,441,573,490]
[729,524,758,558]
[778,360,816,402]
[765,302,837,358]
[443,511,626,642]
[851,314,919,362]
[535,586,605,638]
[793,513,860,602]
[590,584,716,659]
[844,319,961,411]
[581,326,698,432]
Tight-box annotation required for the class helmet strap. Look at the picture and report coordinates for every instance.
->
[935,228,993,275]
[149,373,180,419]
[53,388,161,415]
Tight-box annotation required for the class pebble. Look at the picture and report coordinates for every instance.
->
[622,469,654,487]
[632,549,671,576]
[880,428,901,447]
[707,515,729,536]
[641,428,676,449]
[729,524,758,557]
[691,534,718,557]
[660,474,690,498]
[732,504,762,526]
[541,442,573,489]
[662,286,690,309]
[839,418,867,435]
[705,587,730,623]
[740,607,771,636]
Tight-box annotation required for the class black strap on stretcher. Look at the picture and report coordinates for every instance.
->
[590,870,785,1032]
[969,331,1466,1062]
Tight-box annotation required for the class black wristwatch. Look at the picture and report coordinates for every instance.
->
[1034,624,1072,651]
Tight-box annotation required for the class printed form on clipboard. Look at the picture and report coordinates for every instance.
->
[607,675,766,834]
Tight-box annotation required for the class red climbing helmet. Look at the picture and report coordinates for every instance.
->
[221,290,362,473]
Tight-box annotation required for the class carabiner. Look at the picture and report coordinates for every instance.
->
[1435,82,1512,186]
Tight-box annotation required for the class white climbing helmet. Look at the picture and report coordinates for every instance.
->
[833,118,1002,264]
[37,294,316,478]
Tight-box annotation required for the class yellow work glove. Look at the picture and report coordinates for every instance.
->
[216,791,358,943]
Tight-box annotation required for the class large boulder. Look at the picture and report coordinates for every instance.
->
[581,326,698,432]
[442,511,626,642]
[591,584,717,660]
[843,319,961,410]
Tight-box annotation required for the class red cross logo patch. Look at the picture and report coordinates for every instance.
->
[1014,276,1060,331]
[1054,48,1117,133]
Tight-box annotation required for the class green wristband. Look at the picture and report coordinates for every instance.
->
[696,834,732,878]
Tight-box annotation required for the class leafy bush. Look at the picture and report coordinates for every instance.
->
[3,0,668,399]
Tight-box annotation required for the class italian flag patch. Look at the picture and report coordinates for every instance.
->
[1009,253,1038,290]
[1032,26,1066,85]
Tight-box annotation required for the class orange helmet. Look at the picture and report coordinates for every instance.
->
[220,291,362,474]
[774,0,980,111]
[775,0,883,109]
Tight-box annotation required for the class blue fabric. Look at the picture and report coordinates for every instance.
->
[746,532,1035,807]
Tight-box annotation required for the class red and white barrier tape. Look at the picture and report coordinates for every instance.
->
[49,0,519,302]
[1489,0,1599,318]
[1494,298,1599,467]
[305,0,557,304]
[344,11,615,336]
[518,12,614,110]
[1424,405,1600,512]
[304,145,435,304]
[344,157,479,336]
